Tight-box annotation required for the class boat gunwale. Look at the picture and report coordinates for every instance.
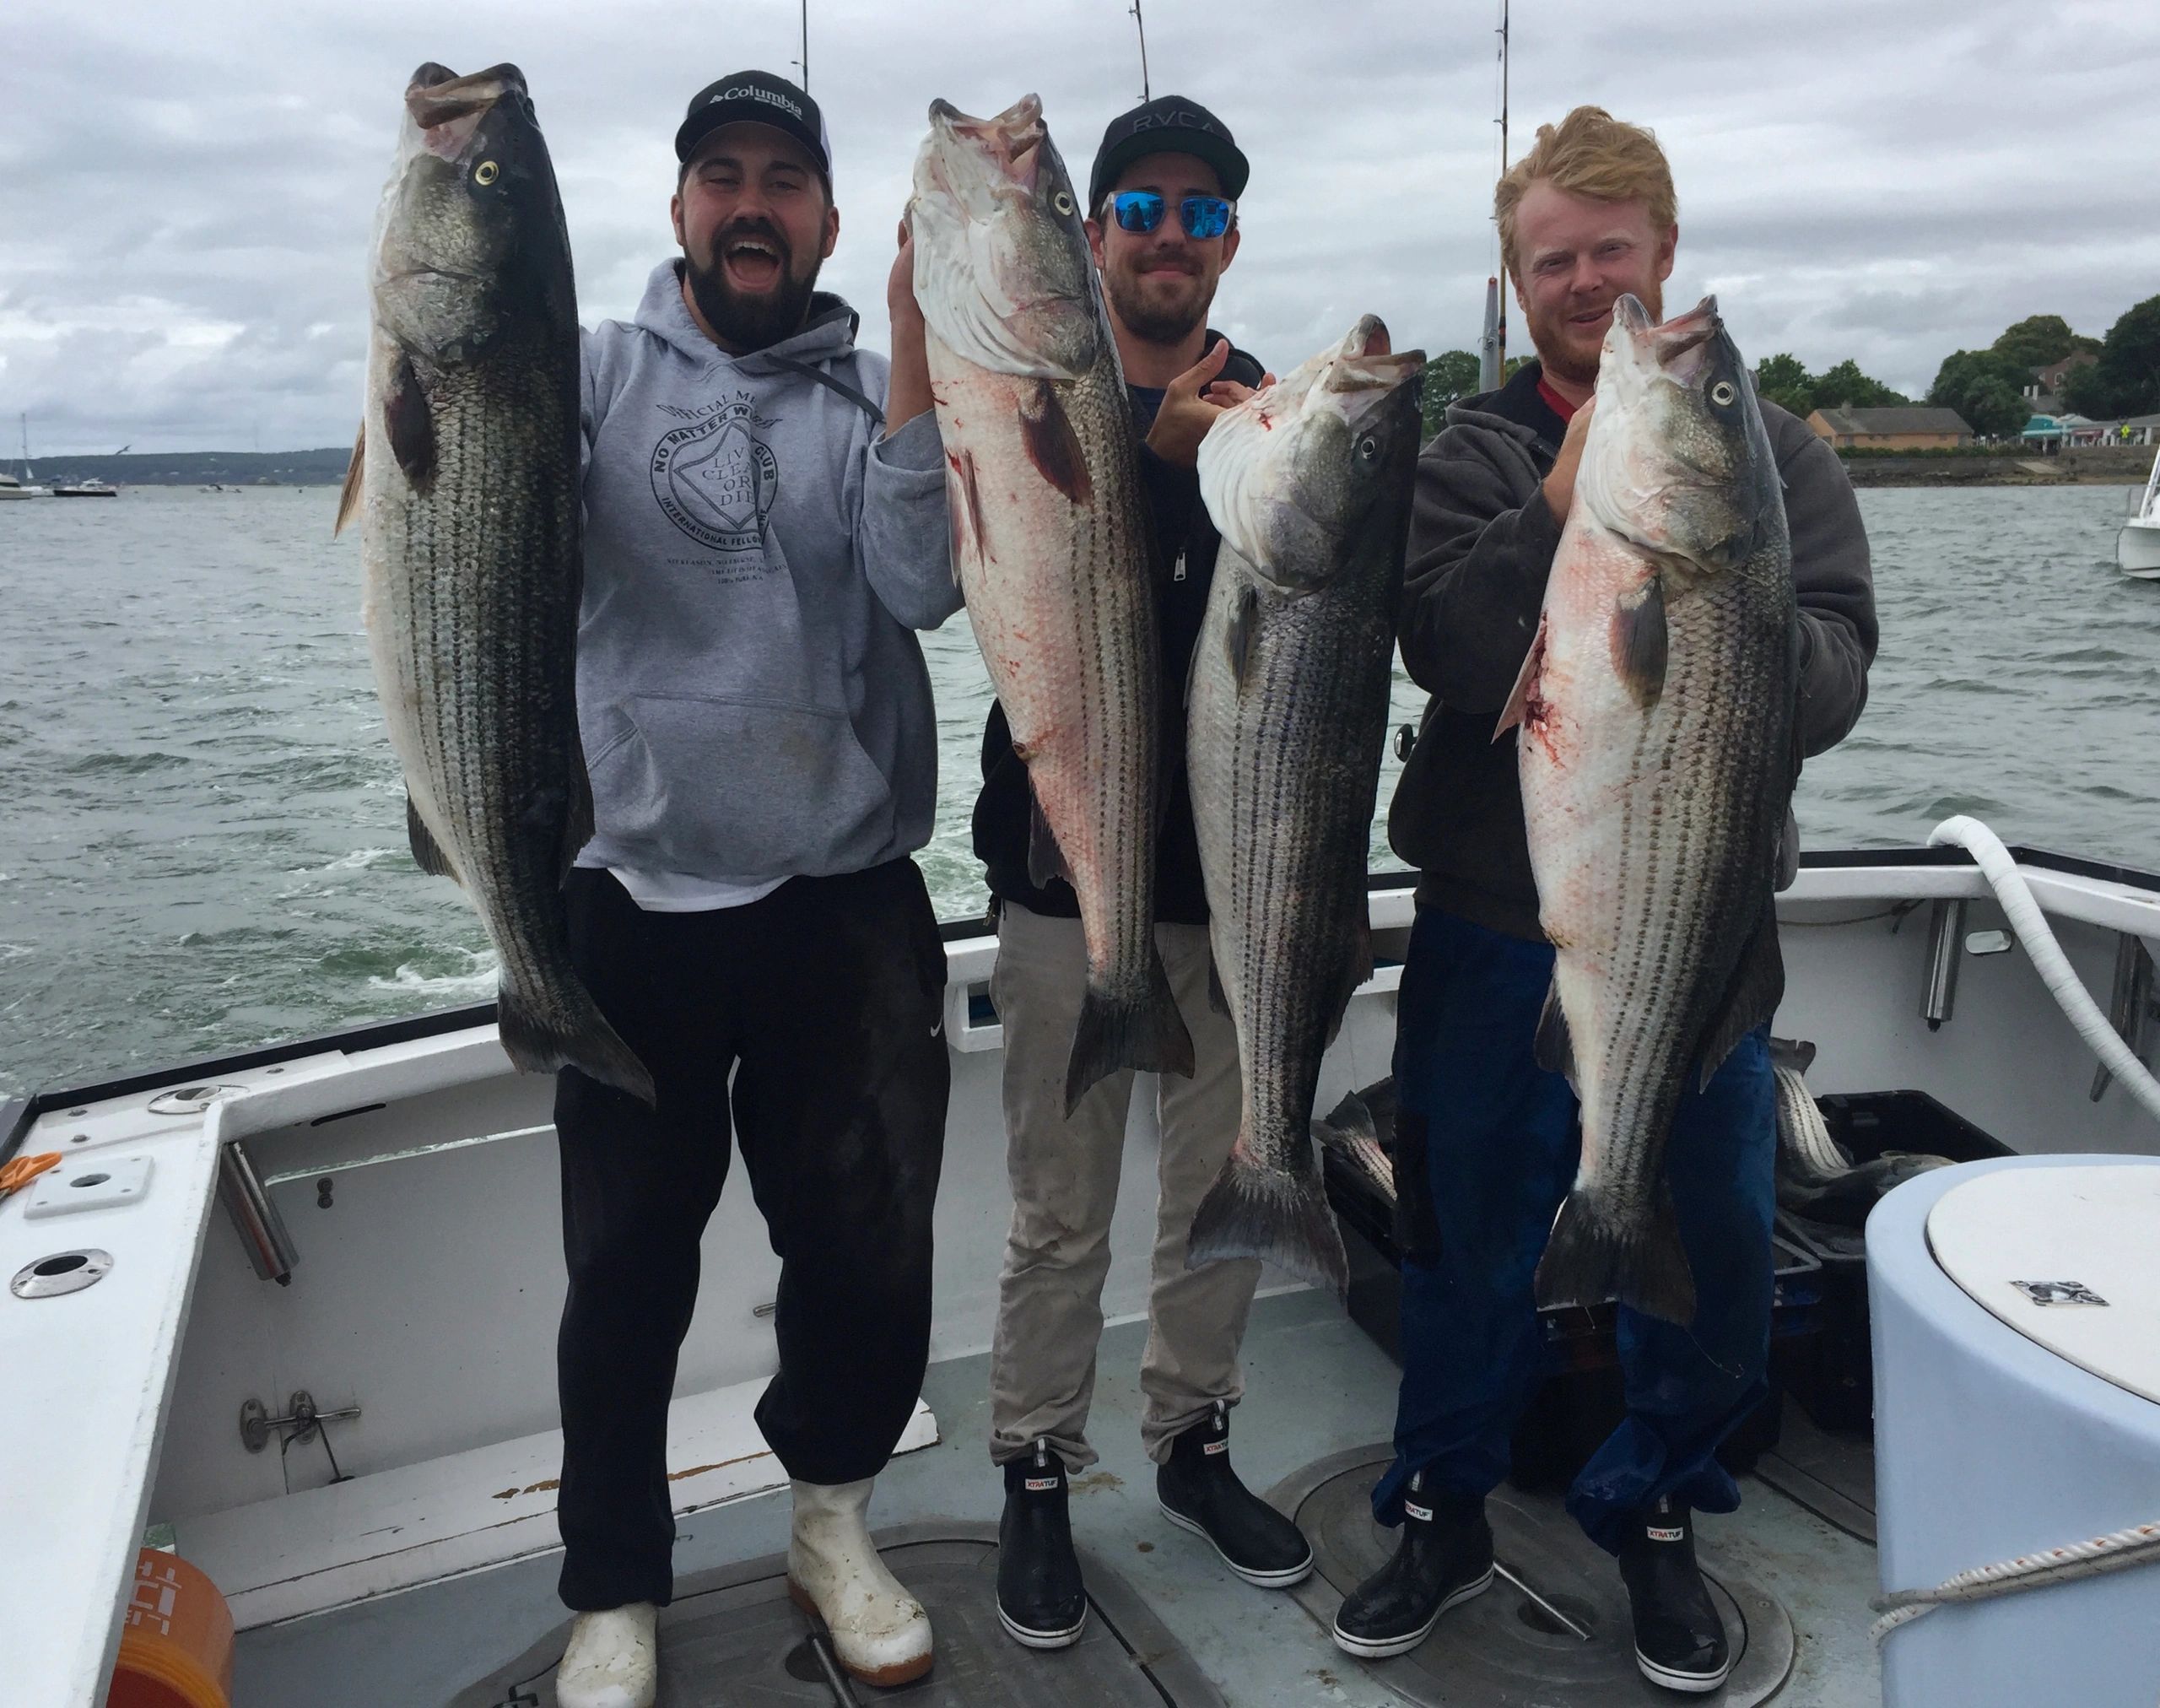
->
[5,844,2156,1168]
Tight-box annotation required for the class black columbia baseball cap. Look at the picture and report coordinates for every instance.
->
[675,70,831,179]
[1088,95,1250,212]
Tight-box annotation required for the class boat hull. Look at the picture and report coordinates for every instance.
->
[2117,519,2160,578]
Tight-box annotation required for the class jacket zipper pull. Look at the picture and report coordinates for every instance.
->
[1173,549,1188,583]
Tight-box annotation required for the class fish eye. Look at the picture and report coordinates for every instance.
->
[473,160,499,186]
[1356,434,1380,463]
[1050,189,1074,216]
[1710,380,1736,407]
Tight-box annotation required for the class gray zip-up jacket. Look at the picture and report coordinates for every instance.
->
[575,262,958,887]
[1389,359,1878,941]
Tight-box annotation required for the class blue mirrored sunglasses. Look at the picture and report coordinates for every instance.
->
[1110,191,1234,241]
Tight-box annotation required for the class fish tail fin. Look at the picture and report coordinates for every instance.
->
[1062,955,1194,1112]
[1186,1148,1351,1295]
[497,980,657,1108]
[1535,1189,1697,1325]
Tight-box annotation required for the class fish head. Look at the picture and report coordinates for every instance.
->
[1199,316,1424,592]
[372,63,571,365]
[910,95,1102,380]
[1579,294,1779,576]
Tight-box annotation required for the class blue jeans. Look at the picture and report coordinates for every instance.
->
[1372,905,1776,1555]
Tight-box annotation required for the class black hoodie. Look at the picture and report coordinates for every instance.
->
[1387,359,1880,942]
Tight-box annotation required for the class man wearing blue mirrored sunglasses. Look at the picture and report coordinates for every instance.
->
[976,93,1312,1654]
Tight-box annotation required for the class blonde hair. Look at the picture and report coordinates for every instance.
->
[1495,106,1677,285]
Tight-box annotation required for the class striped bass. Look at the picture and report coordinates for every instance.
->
[1185,317,1423,1292]
[910,95,1191,1111]
[1505,295,1795,1324]
[339,63,652,1104]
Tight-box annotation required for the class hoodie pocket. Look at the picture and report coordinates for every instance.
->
[592,692,893,878]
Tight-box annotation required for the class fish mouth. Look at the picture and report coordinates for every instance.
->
[406,62,526,160]
[927,95,1048,192]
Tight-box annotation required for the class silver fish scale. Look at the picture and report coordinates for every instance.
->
[1193,551,1396,1165]
[375,347,585,1024]
[1585,543,1795,1215]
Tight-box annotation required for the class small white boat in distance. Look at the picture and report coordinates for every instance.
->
[0,471,47,500]
[2120,446,2160,579]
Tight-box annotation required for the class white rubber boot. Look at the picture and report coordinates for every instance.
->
[555,1603,657,1708]
[786,1478,934,1685]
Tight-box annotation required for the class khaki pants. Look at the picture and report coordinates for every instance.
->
[987,900,1260,1469]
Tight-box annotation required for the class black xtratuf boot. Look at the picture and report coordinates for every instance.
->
[1157,1400,1315,1587]
[1331,1471,1494,1659]
[996,1440,1087,1649]
[1617,1497,1732,1694]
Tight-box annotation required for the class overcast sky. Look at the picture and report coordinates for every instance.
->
[2,0,2155,454]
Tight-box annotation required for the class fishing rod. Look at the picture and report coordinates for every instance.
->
[796,0,809,90]
[1131,0,1151,102]
[1495,0,1509,375]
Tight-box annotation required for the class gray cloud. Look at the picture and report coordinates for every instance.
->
[3,0,2154,452]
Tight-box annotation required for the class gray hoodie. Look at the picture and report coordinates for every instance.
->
[575,261,959,888]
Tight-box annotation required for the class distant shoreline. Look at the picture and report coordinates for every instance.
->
[1839,445,2150,489]
[7,448,350,487]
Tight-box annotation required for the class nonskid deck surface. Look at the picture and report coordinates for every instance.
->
[1277,1446,1794,1706]
[1753,1402,1877,1545]
[449,1525,1224,1707]
[229,1294,1883,1707]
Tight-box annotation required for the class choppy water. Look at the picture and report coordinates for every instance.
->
[0,483,2153,1098]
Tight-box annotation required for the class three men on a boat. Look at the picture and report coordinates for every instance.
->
[545,73,1874,1708]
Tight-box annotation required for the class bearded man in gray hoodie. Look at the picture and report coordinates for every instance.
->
[549,72,958,1708]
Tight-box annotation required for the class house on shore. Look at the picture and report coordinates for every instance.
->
[2021,350,2099,416]
[1808,406,1975,450]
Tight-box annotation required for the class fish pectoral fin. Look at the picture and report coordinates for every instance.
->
[1697,905,1785,1090]
[386,350,438,488]
[406,793,460,883]
[1024,786,1073,890]
[1533,977,1580,1088]
[332,423,365,536]
[1611,572,1668,710]
[1018,379,1094,506]
[1495,613,1547,738]
[1227,582,1261,689]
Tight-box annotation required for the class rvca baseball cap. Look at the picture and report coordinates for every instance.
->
[1088,95,1249,212]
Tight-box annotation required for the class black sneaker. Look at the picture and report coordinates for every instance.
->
[997,1440,1088,1649]
[1331,1473,1494,1659]
[1157,1402,1314,1588]
[1617,1498,1731,1694]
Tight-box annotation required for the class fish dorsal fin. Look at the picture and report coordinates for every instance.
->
[1534,976,1579,1089]
[1018,379,1093,506]
[1495,613,1547,738]
[386,351,437,488]
[407,792,459,883]
[333,423,365,535]
[1228,581,1261,689]
[1698,904,1785,1090]
[1612,572,1668,710]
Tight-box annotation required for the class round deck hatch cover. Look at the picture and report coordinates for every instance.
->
[12,1248,115,1299]
[1927,1160,2160,1404]
[148,1084,246,1116]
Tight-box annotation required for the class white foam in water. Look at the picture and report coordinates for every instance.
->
[367,948,500,999]
[325,847,398,872]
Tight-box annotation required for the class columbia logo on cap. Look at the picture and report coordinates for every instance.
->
[710,83,803,122]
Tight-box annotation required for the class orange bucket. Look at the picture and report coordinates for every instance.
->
[105,1548,235,1708]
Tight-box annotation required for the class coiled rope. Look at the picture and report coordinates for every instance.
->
[1871,819,2160,1644]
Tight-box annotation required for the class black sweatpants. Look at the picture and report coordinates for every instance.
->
[552,858,950,1611]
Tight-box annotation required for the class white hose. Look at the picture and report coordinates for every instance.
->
[1926,816,2160,1127]
[1871,1521,2160,1643]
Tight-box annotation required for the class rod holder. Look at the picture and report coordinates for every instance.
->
[1921,899,1968,1031]
[2092,934,2157,1103]
[219,1139,299,1285]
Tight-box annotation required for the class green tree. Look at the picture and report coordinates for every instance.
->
[1990,314,2082,370]
[2089,295,2160,419]
[1812,358,1908,410]
[2060,359,2118,419]
[1755,353,1815,418]
[1420,349,1483,438]
[1927,349,2029,440]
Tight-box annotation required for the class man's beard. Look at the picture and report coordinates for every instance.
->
[1526,283,1663,389]
[1104,261,1210,346]
[684,222,824,353]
